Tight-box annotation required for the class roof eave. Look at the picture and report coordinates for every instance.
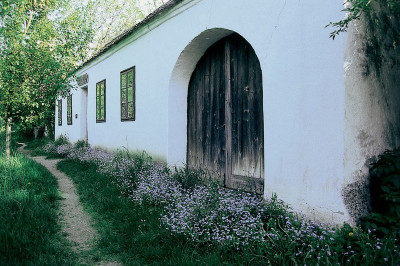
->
[77,0,184,71]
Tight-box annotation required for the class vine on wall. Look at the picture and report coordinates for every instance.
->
[328,0,400,76]
[328,0,400,39]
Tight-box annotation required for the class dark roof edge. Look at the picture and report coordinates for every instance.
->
[78,0,184,71]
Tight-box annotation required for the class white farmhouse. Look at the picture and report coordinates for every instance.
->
[55,0,400,224]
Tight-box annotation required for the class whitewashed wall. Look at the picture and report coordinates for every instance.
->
[56,0,353,224]
[55,84,84,143]
[343,17,400,223]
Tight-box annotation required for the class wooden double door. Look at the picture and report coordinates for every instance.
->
[187,33,264,193]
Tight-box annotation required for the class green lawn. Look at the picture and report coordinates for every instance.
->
[0,150,77,265]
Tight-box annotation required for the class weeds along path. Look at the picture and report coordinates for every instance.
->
[18,143,121,266]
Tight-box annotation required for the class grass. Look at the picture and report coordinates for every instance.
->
[0,150,77,265]
[24,137,50,155]
[25,137,64,158]
[57,159,229,265]
[28,137,400,264]
[57,156,400,265]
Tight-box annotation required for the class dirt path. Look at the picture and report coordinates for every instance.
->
[18,144,121,266]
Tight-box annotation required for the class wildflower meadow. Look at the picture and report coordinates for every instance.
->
[42,138,400,264]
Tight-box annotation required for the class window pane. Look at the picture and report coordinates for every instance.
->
[120,68,134,121]
[96,80,106,121]
[121,88,127,103]
[128,102,134,118]
[128,71,133,87]
[121,74,126,89]
[121,103,127,119]
[127,86,133,102]
[67,96,71,125]
[58,100,62,125]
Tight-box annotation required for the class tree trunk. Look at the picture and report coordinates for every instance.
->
[6,117,12,160]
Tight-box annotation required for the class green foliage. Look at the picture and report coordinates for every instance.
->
[74,139,89,149]
[82,0,165,55]
[326,0,372,39]
[25,138,400,264]
[54,134,70,146]
[173,166,217,190]
[327,0,400,39]
[49,141,400,265]
[57,159,221,265]
[360,149,400,236]
[25,137,52,156]
[113,149,153,191]
[0,0,94,131]
[0,151,77,264]
[31,135,70,158]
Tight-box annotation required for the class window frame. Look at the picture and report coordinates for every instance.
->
[67,95,72,125]
[120,66,136,121]
[96,79,106,123]
[58,99,62,126]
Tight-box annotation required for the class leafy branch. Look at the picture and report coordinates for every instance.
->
[326,0,372,39]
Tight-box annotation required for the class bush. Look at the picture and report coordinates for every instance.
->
[74,139,88,149]
[54,135,69,146]
[172,166,217,190]
[38,138,400,264]
[360,149,400,235]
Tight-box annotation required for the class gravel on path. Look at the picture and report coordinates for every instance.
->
[18,143,121,266]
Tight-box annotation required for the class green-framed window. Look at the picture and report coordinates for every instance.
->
[67,95,72,125]
[120,67,135,121]
[58,99,62,126]
[96,80,106,122]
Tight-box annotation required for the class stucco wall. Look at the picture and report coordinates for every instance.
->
[166,0,348,224]
[56,0,353,224]
[55,84,84,143]
[343,9,400,223]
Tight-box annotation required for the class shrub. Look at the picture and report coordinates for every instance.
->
[172,166,218,190]
[54,135,69,146]
[162,185,267,248]
[74,139,88,149]
[360,149,400,236]
[43,135,70,155]
[40,139,400,264]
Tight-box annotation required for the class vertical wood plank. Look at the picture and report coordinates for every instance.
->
[187,33,264,193]
[224,39,232,188]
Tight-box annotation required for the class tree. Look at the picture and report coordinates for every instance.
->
[0,0,165,159]
[0,0,93,159]
[85,0,165,57]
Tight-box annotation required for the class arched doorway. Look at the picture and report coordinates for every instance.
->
[187,33,264,193]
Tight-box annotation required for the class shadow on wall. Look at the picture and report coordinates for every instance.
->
[343,2,400,224]
[342,169,371,225]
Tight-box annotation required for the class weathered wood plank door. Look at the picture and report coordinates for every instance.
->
[187,33,264,193]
